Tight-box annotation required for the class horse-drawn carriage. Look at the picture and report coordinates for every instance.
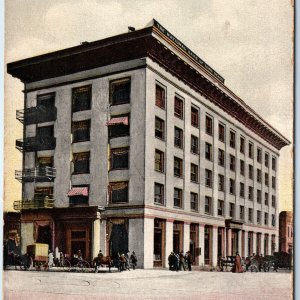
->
[27,243,49,270]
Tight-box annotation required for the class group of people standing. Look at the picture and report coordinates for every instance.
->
[113,251,138,271]
[168,251,193,271]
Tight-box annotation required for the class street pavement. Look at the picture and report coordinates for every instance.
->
[3,269,292,300]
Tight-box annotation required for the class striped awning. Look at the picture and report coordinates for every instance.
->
[67,187,89,197]
[106,117,128,126]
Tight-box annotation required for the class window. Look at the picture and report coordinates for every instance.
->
[248,142,253,158]
[205,143,212,161]
[68,185,89,206]
[205,196,212,214]
[155,150,164,172]
[110,147,129,170]
[272,195,276,207]
[229,179,235,195]
[37,156,53,168]
[218,174,225,191]
[218,123,225,142]
[265,173,269,186]
[240,205,245,220]
[174,188,183,208]
[257,148,262,163]
[174,157,183,177]
[248,186,253,201]
[265,153,269,167]
[265,213,269,226]
[155,117,165,140]
[206,115,213,135]
[272,157,276,171]
[191,107,199,128]
[72,120,90,143]
[230,155,236,171]
[110,78,130,105]
[190,163,199,183]
[265,192,269,206]
[218,149,225,166]
[218,200,224,216]
[190,193,199,211]
[155,84,165,109]
[257,189,261,203]
[272,176,276,189]
[174,96,184,119]
[257,210,261,224]
[240,160,245,176]
[108,114,130,138]
[72,85,92,112]
[249,165,253,180]
[35,187,53,201]
[240,137,245,153]
[174,127,183,148]
[154,183,164,205]
[229,203,235,218]
[230,131,236,148]
[257,169,262,183]
[73,152,90,174]
[191,135,199,154]
[205,169,212,188]
[240,183,245,198]
[248,208,253,222]
[272,214,276,227]
[109,181,128,203]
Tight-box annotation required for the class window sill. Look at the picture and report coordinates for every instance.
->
[174,175,183,179]
[155,136,165,142]
[173,206,183,209]
[155,169,165,174]
[191,151,199,156]
[191,180,199,184]
[110,101,130,106]
[72,109,91,113]
[72,140,90,144]
[154,202,165,207]
[72,172,90,175]
[109,168,129,171]
[174,115,184,120]
[174,145,183,150]
[155,105,165,110]
[191,209,199,213]
[191,124,199,129]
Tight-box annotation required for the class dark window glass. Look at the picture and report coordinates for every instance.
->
[265,173,269,186]
[229,179,235,194]
[205,143,212,161]
[240,183,245,198]
[230,155,236,171]
[272,157,276,171]
[265,193,269,205]
[240,206,244,220]
[110,79,130,105]
[155,150,164,172]
[218,149,224,166]
[73,152,90,174]
[110,182,128,203]
[206,116,213,135]
[272,176,276,189]
[248,186,253,201]
[257,189,262,203]
[229,203,235,218]
[155,117,165,140]
[249,142,253,158]
[205,196,212,214]
[265,213,269,225]
[191,135,199,154]
[248,208,253,222]
[218,174,224,191]
[230,131,236,148]
[191,107,199,127]
[257,148,262,163]
[272,195,276,207]
[265,153,269,167]
[174,188,182,208]
[110,148,129,170]
[156,85,165,109]
[72,120,90,143]
[218,200,224,216]
[249,165,253,179]
[190,193,198,211]
[257,169,262,183]
[240,160,245,175]
[190,163,198,183]
[174,157,183,177]
[218,123,225,142]
[174,127,183,148]
[72,85,92,112]
[174,97,184,119]
[205,169,212,187]
[257,211,261,224]
[240,137,245,153]
[154,183,164,204]
[108,114,130,138]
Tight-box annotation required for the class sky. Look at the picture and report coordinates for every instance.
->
[4,0,294,212]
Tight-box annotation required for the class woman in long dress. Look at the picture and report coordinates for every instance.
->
[233,252,243,273]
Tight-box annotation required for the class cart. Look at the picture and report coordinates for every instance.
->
[27,243,49,270]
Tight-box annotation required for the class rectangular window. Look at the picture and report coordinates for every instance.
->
[265,192,269,206]
[257,189,262,203]
[174,157,183,178]
[155,117,165,140]
[240,137,245,153]
[257,210,261,224]
[37,156,54,168]
[205,196,212,215]
[249,142,253,158]
[240,160,245,176]
[272,195,276,207]
[35,187,53,201]
[174,127,183,148]
[257,169,262,183]
[154,183,164,205]
[110,78,130,105]
[205,169,212,188]
[206,115,213,135]
[191,135,199,154]
[109,181,128,203]
[248,208,253,222]
[229,179,235,195]
[174,96,184,119]
[265,173,269,186]
[218,149,224,166]
[72,85,92,112]
[68,185,89,206]
[229,203,235,218]
[218,200,224,216]
[218,123,225,142]
[110,147,129,170]
[265,213,269,226]
[272,214,276,227]
[272,176,276,189]
[190,163,199,183]
[248,186,253,201]
[257,148,262,163]
[190,192,199,211]
[205,143,212,161]
[72,120,90,143]
[230,155,236,171]
[240,182,245,198]
[230,131,236,148]
[174,188,183,208]
[73,152,90,174]
[249,164,253,180]
[240,205,245,220]
[191,106,199,128]
[218,174,225,191]
[155,84,165,109]
[272,157,276,171]
[108,114,130,138]
[265,153,269,167]
[155,149,164,173]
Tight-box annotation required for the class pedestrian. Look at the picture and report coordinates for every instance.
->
[232,252,243,273]
[130,251,138,270]
[168,252,174,270]
[185,251,193,271]
[179,251,186,271]
[174,252,179,271]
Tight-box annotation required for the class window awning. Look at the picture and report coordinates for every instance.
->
[67,187,89,197]
[106,117,128,126]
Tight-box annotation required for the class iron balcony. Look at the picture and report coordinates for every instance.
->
[13,197,55,210]
[15,166,56,182]
[16,136,56,152]
[16,106,57,125]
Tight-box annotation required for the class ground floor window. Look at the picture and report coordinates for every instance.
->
[248,232,253,256]
[153,219,165,267]
[256,233,262,255]
[173,222,183,254]
[204,225,212,265]
[190,224,199,264]
[271,235,276,254]
[264,234,269,255]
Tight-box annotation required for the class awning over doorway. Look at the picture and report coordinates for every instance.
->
[67,187,89,197]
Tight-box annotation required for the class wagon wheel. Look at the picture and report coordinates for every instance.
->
[249,265,258,272]
[62,259,71,272]
[77,260,90,272]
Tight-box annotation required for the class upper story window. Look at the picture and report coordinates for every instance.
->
[272,195,276,207]
[110,147,129,170]
[272,214,276,227]
[248,186,254,201]
[205,196,212,215]
[174,127,183,148]
[109,181,128,203]
[218,123,225,142]
[154,183,164,205]
[248,208,253,222]
[272,176,276,189]
[205,169,213,188]
[240,160,245,176]
[191,135,199,154]
[248,142,254,158]
[240,183,245,198]
[73,152,90,174]
[229,178,235,195]
[240,137,245,154]
[249,164,254,180]
[272,157,276,171]
[110,78,130,105]
[37,125,54,139]
[229,155,236,171]
[257,169,262,183]
[218,174,225,191]
[174,157,183,178]
[155,149,164,173]
[206,115,213,136]
[218,149,225,166]
[240,205,245,220]
[257,148,262,163]
[72,120,90,143]
[72,85,92,112]
[229,131,236,148]
[218,200,224,216]
[190,163,199,183]
[265,213,269,226]
[174,96,184,119]
[155,84,165,109]
[265,173,269,186]
[257,210,261,224]
[174,188,183,208]
[257,189,262,203]
[265,192,269,206]
[108,114,130,138]
[37,156,54,168]
[191,106,199,128]
[205,143,212,161]
[37,93,55,108]
[265,153,269,167]
[155,117,165,140]
[190,192,199,212]
[229,203,235,218]
[68,185,89,206]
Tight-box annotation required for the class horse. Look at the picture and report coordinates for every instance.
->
[93,255,113,273]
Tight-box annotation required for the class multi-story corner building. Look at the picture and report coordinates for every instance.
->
[279,211,293,253]
[7,20,290,268]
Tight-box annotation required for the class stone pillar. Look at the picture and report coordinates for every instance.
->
[199,224,205,266]
[143,217,154,269]
[128,218,144,269]
[268,234,272,255]
[184,222,190,253]
[253,232,257,255]
[99,219,106,255]
[224,228,227,257]
[92,218,101,259]
[165,219,174,267]
[21,223,34,254]
[243,231,248,257]
[275,234,279,252]
[227,229,232,256]
[237,230,242,255]
[212,226,218,267]
[260,233,265,255]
